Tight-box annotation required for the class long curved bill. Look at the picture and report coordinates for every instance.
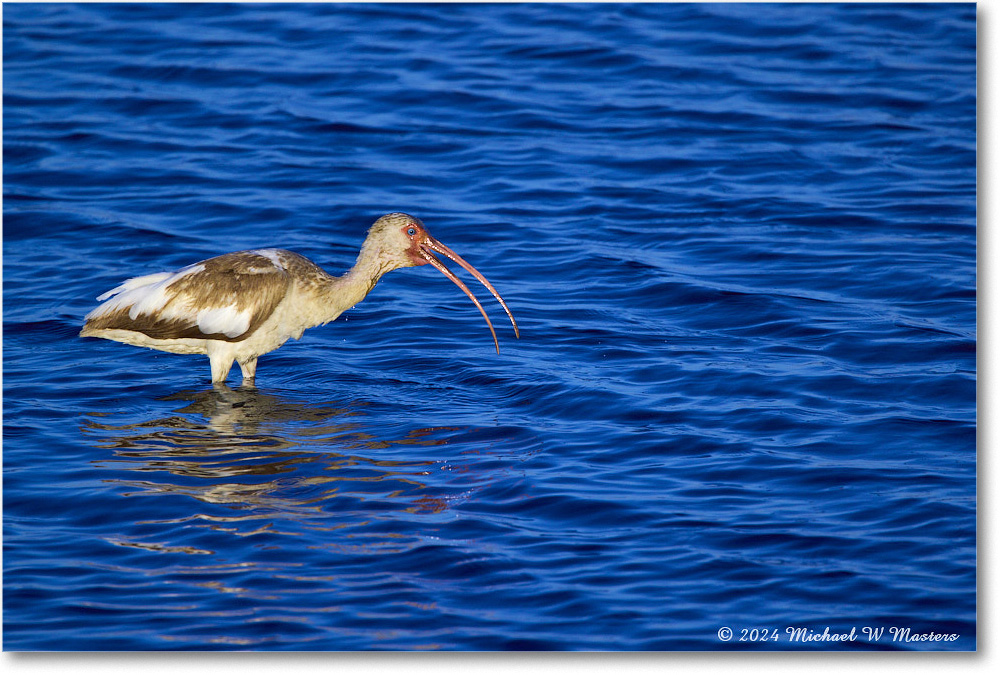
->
[419,236,520,353]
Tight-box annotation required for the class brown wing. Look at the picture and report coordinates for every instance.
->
[83,250,292,342]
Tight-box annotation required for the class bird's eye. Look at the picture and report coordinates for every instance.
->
[407,227,417,236]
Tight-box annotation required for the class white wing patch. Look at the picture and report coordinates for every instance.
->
[87,264,206,321]
[196,305,252,338]
[95,271,174,302]
[249,249,285,270]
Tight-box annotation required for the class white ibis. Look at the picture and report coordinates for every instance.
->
[80,212,519,384]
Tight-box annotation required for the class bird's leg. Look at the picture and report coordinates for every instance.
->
[209,353,234,384]
[238,357,257,382]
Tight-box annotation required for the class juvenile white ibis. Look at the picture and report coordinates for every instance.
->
[80,212,519,384]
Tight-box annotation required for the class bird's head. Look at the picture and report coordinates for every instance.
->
[360,212,519,352]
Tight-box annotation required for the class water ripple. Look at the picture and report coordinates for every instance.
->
[4,1,975,651]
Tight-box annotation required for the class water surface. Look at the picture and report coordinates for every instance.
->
[3,2,976,650]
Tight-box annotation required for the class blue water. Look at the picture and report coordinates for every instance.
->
[3,2,976,651]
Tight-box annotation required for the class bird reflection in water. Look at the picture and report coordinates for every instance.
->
[82,386,468,550]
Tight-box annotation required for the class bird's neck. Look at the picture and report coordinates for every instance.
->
[317,244,399,322]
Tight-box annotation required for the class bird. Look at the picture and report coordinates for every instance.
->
[80,212,519,384]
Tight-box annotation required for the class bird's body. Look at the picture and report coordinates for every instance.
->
[81,213,518,384]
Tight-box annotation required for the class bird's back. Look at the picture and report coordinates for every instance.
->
[81,249,300,344]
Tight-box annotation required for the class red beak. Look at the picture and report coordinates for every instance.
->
[419,236,520,353]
